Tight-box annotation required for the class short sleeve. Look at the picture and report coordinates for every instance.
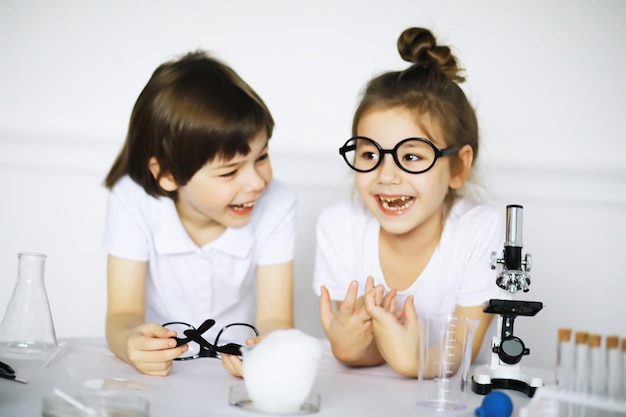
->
[454,206,506,306]
[312,203,358,299]
[102,179,151,261]
[255,181,297,266]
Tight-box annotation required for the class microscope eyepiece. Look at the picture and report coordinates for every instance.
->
[505,204,524,248]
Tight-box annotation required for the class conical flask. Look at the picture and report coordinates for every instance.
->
[0,252,57,359]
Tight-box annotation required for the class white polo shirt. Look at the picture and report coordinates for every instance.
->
[104,176,297,336]
[313,196,507,318]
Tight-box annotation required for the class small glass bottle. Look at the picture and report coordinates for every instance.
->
[556,328,574,391]
[0,252,57,359]
[605,335,622,400]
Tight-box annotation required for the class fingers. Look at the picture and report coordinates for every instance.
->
[222,354,244,378]
[136,334,178,351]
[337,281,359,315]
[132,323,179,352]
[133,342,188,376]
[381,288,397,312]
[321,279,393,331]
[141,322,177,339]
[389,297,397,316]
[128,336,188,363]
[363,284,377,311]
[364,281,389,312]
[403,296,418,328]
[134,359,174,377]
[366,276,385,308]
[365,275,375,294]
[343,281,377,323]
[125,324,189,376]
[245,336,262,347]
[364,286,389,323]
[375,285,384,306]
[319,285,336,332]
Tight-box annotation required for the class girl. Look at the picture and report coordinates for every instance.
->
[313,27,505,377]
[103,51,296,377]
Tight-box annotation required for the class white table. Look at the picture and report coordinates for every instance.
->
[0,338,541,417]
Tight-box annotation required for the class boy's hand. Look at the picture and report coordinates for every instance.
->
[221,336,261,378]
[124,322,188,376]
[221,354,244,377]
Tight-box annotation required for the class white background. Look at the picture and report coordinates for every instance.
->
[1,0,625,371]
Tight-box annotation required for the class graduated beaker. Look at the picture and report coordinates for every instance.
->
[417,314,478,410]
[0,252,57,359]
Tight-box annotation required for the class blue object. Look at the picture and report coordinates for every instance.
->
[474,391,513,417]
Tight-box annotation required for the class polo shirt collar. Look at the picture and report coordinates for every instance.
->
[153,197,254,258]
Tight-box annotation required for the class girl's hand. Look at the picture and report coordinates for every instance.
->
[319,277,383,366]
[365,290,419,377]
[124,322,189,376]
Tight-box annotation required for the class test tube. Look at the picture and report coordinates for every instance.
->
[606,335,621,400]
[588,334,605,398]
[557,328,574,391]
[574,331,590,394]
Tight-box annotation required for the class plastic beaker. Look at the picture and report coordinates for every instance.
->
[417,314,478,411]
[0,252,57,359]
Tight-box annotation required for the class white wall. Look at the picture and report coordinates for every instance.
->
[1,0,625,371]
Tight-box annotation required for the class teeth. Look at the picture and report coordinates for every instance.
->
[379,196,411,203]
[233,202,255,208]
[378,196,413,210]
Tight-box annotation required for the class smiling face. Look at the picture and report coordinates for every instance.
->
[152,130,272,243]
[354,107,465,237]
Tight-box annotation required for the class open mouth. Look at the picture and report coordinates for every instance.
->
[377,195,415,211]
[230,201,255,212]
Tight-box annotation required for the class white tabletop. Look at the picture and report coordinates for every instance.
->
[0,338,541,417]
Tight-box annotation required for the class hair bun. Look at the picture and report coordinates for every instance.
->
[397,27,465,82]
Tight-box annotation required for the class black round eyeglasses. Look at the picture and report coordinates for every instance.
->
[339,136,459,174]
[162,319,259,361]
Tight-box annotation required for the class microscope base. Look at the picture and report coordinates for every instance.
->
[471,364,543,398]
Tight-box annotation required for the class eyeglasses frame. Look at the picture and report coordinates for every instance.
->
[339,136,460,174]
[162,318,259,361]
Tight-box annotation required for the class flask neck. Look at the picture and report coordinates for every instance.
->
[17,252,47,282]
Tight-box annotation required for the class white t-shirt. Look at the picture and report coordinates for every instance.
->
[313,197,505,318]
[104,176,297,336]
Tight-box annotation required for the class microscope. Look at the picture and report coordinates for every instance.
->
[471,204,544,398]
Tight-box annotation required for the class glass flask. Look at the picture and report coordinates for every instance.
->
[0,252,57,359]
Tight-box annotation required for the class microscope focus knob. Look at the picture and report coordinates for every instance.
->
[490,251,499,270]
[523,253,532,272]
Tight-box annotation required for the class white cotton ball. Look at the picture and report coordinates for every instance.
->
[242,329,322,413]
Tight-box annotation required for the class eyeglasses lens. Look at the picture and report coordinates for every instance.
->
[163,322,199,359]
[343,138,436,173]
[216,324,258,348]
